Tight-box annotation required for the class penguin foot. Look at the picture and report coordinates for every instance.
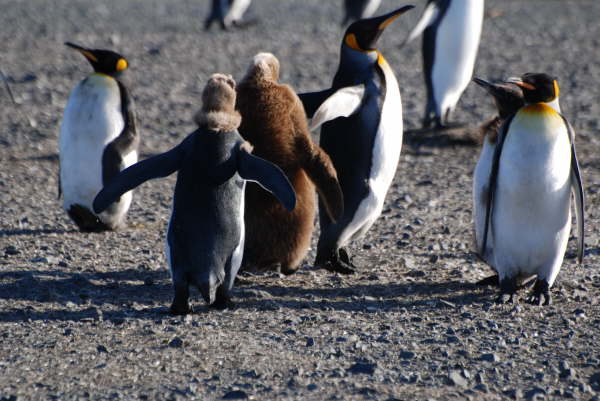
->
[210,286,234,310]
[68,204,112,232]
[496,277,518,304]
[170,285,191,315]
[476,274,499,287]
[528,280,551,306]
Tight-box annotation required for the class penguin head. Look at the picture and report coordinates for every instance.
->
[507,73,559,104]
[343,5,414,52]
[242,52,280,84]
[65,42,129,77]
[472,77,525,119]
[195,73,241,131]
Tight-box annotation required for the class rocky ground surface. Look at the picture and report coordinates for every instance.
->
[1,0,600,400]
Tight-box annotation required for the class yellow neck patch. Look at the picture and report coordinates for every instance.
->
[520,102,559,117]
[553,80,560,99]
[377,52,387,67]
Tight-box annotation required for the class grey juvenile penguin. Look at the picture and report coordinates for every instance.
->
[93,74,296,314]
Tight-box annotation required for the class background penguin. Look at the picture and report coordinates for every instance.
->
[471,77,524,286]
[403,0,484,128]
[299,6,413,274]
[59,42,139,232]
[342,0,382,26]
[93,74,296,314]
[205,0,252,30]
[477,73,584,305]
[236,53,344,275]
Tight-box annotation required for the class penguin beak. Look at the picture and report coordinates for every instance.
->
[506,77,536,91]
[472,77,494,91]
[345,5,414,52]
[65,42,98,63]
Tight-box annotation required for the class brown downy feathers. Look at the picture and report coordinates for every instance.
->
[194,73,241,132]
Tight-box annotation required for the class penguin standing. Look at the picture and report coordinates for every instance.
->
[59,42,139,232]
[93,74,296,314]
[403,0,484,128]
[477,73,584,305]
[342,0,382,25]
[472,77,524,269]
[205,0,252,30]
[236,53,344,275]
[299,6,414,274]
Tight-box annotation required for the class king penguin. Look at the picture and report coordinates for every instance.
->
[403,0,484,128]
[477,73,584,305]
[93,74,296,314]
[59,42,139,232]
[471,77,524,285]
[299,6,414,274]
[342,0,382,26]
[205,0,252,30]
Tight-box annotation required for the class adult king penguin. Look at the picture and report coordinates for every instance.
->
[205,0,252,30]
[59,42,139,232]
[403,0,484,128]
[93,74,296,314]
[299,6,414,274]
[477,73,584,305]
[471,77,523,286]
[342,0,382,26]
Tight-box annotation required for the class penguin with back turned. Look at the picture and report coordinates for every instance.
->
[59,42,139,232]
[93,74,296,314]
[299,6,414,274]
[477,73,584,305]
[403,0,484,128]
[471,77,524,286]
[236,53,344,275]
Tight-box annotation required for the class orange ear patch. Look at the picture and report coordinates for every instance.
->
[116,58,128,71]
[344,33,363,51]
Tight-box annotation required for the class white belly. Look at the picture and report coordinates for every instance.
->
[492,110,572,285]
[338,57,403,246]
[432,0,484,116]
[59,74,133,221]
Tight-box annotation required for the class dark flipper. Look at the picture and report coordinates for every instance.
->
[237,143,296,212]
[298,89,335,119]
[480,115,514,259]
[93,137,188,213]
[102,81,140,193]
[561,116,585,264]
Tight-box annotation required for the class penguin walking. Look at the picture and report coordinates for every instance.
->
[236,53,344,275]
[299,6,414,274]
[472,77,524,268]
[403,0,484,128]
[477,73,584,305]
[93,74,296,314]
[59,42,139,232]
[205,0,252,30]
[342,0,382,26]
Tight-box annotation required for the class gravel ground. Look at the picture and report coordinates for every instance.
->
[1,0,600,400]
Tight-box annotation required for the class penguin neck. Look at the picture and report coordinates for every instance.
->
[92,72,117,81]
[335,45,378,84]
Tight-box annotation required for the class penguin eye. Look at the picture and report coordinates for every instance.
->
[116,58,128,71]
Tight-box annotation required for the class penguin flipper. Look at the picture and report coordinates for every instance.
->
[563,117,585,263]
[481,115,514,258]
[102,82,140,188]
[295,134,344,222]
[237,142,297,212]
[402,0,440,46]
[94,138,187,214]
[308,84,366,131]
[298,89,336,119]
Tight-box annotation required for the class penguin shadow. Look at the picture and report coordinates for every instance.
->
[233,278,493,313]
[0,227,78,237]
[0,268,172,323]
[403,123,481,150]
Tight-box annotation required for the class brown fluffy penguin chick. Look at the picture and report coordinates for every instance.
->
[236,52,344,275]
